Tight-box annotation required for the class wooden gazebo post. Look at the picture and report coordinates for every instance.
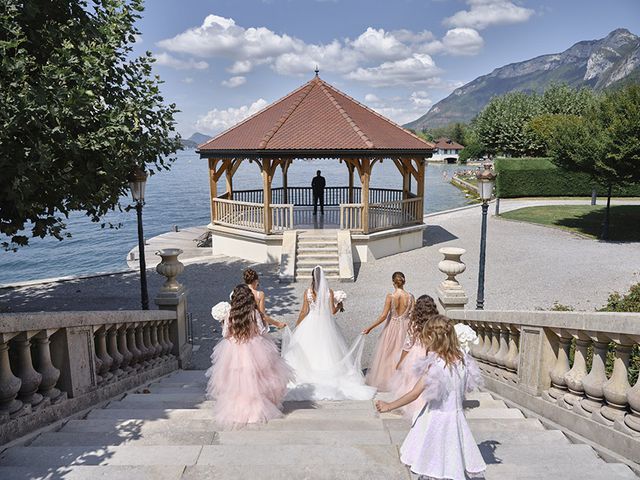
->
[281,158,291,204]
[261,158,275,234]
[417,158,426,219]
[360,158,371,234]
[347,161,355,203]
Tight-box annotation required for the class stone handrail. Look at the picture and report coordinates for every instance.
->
[435,247,640,467]
[0,249,192,445]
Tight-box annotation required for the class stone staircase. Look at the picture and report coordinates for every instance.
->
[295,230,341,280]
[0,370,636,480]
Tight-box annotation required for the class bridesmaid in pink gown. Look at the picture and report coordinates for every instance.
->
[363,272,415,391]
[388,294,439,418]
[206,284,293,429]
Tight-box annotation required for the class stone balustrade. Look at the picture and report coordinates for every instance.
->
[435,247,640,467]
[448,309,640,465]
[0,249,192,444]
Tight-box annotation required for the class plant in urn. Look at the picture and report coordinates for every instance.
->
[155,248,184,292]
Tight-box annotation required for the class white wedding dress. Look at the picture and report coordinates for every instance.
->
[281,266,376,401]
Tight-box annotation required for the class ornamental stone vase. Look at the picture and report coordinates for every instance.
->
[155,249,184,292]
[436,247,468,312]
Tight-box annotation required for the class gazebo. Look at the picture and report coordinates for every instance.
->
[197,74,434,277]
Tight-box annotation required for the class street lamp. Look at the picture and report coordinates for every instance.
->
[129,166,149,310]
[475,163,496,310]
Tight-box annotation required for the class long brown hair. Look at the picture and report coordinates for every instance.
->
[228,284,257,342]
[420,314,463,366]
[409,294,438,343]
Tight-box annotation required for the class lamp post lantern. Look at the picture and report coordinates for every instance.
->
[475,163,496,310]
[129,166,149,310]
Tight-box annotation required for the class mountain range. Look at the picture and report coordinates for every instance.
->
[405,28,640,131]
[180,132,211,149]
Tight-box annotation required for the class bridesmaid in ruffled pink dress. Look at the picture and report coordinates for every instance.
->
[206,284,293,429]
[376,315,486,480]
[363,272,415,391]
[388,294,439,418]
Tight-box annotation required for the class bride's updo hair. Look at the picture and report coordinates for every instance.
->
[409,294,438,343]
[392,271,405,288]
[228,284,257,342]
[420,314,463,366]
[243,268,259,285]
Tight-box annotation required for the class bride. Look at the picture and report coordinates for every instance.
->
[282,266,376,401]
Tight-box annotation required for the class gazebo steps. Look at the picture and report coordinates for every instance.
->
[294,230,343,281]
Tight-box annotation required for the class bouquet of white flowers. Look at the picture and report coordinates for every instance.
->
[455,323,479,353]
[211,301,231,322]
[333,290,347,312]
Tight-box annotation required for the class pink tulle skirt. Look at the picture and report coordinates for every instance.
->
[205,334,293,429]
[366,317,409,391]
[388,344,427,419]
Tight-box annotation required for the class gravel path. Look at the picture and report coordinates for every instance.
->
[2,199,639,369]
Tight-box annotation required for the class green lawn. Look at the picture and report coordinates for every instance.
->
[501,205,640,242]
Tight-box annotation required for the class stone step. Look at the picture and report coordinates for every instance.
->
[481,462,637,480]
[181,464,411,480]
[463,407,525,420]
[480,444,603,466]
[30,430,217,447]
[298,239,338,246]
[0,445,203,467]
[297,267,340,276]
[297,259,339,267]
[297,251,340,259]
[139,386,206,394]
[383,417,544,432]
[108,398,377,412]
[0,466,185,480]
[87,408,218,421]
[296,246,338,252]
[63,417,386,433]
[388,428,568,446]
[217,430,392,445]
[195,444,401,466]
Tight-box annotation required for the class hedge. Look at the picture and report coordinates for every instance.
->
[494,157,640,198]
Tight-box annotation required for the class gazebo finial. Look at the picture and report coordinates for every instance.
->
[314,65,319,77]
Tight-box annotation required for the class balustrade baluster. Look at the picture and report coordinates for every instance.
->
[477,323,492,363]
[32,330,65,403]
[622,336,640,434]
[595,336,633,425]
[470,322,484,358]
[504,325,520,378]
[150,322,163,362]
[117,325,134,374]
[577,334,609,417]
[560,331,590,410]
[127,324,143,371]
[486,324,501,366]
[0,333,26,419]
[164,321,175,357]
[94,355,104,385]
[107,326,124,378]
[94,327,114,382]
[494,325,510,373]
[159,321,170,357]
[544,329,572,403]
[136,324,151,368]
[143,324,158,365]
[11,333,47,409]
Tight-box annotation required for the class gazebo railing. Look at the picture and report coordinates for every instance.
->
[339,204,364,232]
[369,197,423,232]
[232,187,404,207]
[212,198,293,234]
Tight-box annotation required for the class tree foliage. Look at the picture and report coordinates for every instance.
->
[473,84,596,157]
[419,122,468,145]
[0,0,181,249]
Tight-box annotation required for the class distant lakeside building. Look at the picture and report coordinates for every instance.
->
[431,137,464,163]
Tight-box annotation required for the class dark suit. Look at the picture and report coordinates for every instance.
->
[312,175,326,214]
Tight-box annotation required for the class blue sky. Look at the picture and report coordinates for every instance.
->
[133,0,640,137]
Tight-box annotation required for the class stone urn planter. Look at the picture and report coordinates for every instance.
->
[438,247,466,289]
[155,248,184,292]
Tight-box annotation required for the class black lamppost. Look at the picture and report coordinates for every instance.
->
[476,163,496,310]
[129,166,149,310]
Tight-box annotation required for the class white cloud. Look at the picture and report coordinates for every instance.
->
[410,91,433,107]
[183,77,194,84]
[196,98,269,134]
[221,76,247,88]
[364,93,381,103]
[444,0,534,30]
[422,28,484,56]
[154,52,208,70]
[228,60,253,74]
[346,54,441,87]
[351,28,410,61]
[364,92,433,125]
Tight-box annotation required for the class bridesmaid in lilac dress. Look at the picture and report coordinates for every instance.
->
[376,315,486,480]
[363,272,415,391]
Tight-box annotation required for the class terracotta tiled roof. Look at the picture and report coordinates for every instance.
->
[198,76,434,155]
[433,138,464,150]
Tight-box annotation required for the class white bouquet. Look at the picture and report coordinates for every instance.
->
[455,323,479,353]
[211,301,231,322]
[333,290,347,312]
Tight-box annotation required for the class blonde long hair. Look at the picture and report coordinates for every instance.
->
[420,314,463,366]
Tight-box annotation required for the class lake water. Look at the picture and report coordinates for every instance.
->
[0,151,472,285]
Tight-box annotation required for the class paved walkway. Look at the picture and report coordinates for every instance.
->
[0,370,634,480]
[2,199,639,369]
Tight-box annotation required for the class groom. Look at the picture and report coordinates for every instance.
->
[311,170,325,215]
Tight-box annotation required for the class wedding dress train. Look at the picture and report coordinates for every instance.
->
[281,266,376,401]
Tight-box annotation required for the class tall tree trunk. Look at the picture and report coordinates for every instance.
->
[601,183,612,240]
